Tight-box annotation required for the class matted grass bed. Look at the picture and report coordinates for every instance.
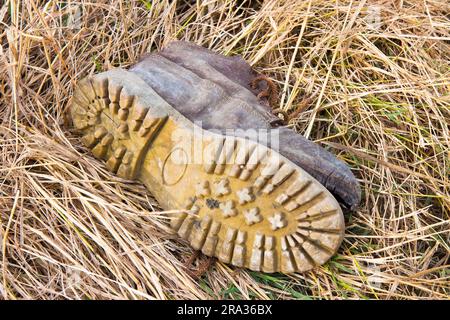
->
[0,0,448,299]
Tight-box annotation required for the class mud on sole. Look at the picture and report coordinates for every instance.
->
[70,69,345,273]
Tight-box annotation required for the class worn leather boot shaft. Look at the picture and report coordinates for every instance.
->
[130,41,361,209]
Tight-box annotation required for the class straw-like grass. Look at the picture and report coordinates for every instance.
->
[0,0,449,299]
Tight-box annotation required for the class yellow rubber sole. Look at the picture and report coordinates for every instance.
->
[70,69,345,273]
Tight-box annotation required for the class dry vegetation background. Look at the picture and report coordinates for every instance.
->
[0,0,449,299]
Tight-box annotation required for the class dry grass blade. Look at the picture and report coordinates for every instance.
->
[0,0,449,299]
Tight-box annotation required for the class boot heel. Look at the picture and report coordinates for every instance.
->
[70,71,168,180]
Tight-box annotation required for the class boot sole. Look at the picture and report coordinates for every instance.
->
[69,69,345,273]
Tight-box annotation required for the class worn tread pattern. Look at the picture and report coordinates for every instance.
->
[70,70,345,273]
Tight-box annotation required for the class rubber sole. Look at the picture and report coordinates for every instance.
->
[70,69,345,273]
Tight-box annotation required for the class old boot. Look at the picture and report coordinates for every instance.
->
[69,43,358,273]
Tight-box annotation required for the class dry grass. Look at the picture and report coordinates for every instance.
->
[0,0,449,300]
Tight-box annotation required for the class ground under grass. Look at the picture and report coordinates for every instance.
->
[0,0,449,299]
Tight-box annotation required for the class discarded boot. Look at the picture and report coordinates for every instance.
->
[69,42,360,273]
